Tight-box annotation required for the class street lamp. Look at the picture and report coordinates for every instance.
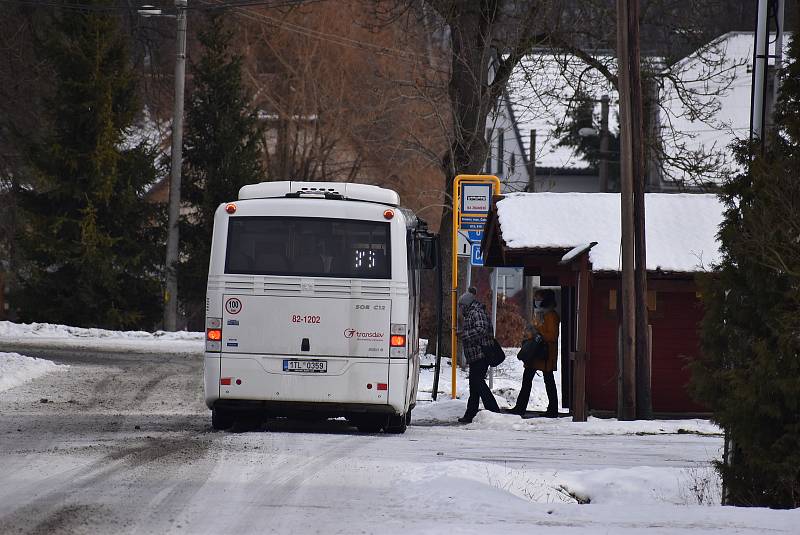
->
[577,94,611,192]
[137,4,164,17]
[139,0,187,331]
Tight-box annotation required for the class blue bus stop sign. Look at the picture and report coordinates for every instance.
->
[467,230,483,243]
[470,243,484,266]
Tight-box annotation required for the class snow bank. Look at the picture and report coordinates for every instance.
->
[0,321,203,341]
[496,192,724,272]
[0,352,66,392]
[0,321,203,354]
[414,399,720,436]
[425,459,723,509]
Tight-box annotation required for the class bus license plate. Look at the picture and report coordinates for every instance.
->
[283,359,327,373]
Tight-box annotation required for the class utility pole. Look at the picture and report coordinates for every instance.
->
[599,96,610,193]
[636,78,655,419]
[616,0,642,420]
[524,130,537,325]
[770,0,786,138]
[163,0,188,331]
[526,129,537,192]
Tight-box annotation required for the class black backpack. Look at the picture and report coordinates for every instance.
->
[482,337,506,366]
[516,333,548,365]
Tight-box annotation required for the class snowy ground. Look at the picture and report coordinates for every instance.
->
[0,321,797,534]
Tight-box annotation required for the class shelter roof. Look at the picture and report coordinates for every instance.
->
[483,192,724,273]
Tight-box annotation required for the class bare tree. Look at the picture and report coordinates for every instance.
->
[362,0,758,355]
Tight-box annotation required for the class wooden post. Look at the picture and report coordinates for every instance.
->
[524,276,534,325]
[572,256,590,422]
[599,96,610,192]
[524,130,537,324]
[623,0,652,421]
[527,129,537,192]
[616,0,637,420]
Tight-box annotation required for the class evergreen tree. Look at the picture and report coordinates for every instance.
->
[179,15,264,329]
[554,91,620,189]
[691,35,800,508]
[13,3,162,329]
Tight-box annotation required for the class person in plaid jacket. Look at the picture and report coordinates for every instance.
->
[457,288,501,423]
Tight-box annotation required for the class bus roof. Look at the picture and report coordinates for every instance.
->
[238,181,400,207]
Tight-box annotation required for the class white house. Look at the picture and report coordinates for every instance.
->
[489,32,789,194]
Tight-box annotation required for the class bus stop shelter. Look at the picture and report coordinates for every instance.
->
[481,192,724,421]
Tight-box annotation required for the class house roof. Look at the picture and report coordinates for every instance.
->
[504,32,790,185]
[488,192,723,273]
[505,52,619,170]
[661,31,790,184]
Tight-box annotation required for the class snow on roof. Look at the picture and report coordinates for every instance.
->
[505,52,619,170]
[660,32,790,184]
[496,192,724,272]
[505,32,790,184]
[121,106,168,152]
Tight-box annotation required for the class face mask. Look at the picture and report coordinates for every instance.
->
[534,300,543,308]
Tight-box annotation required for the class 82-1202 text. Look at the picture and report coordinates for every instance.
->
[291,315,321,324]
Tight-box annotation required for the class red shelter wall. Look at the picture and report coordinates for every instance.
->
[650,290,706,412]
[586,277,706,414]
[586,281,619,411]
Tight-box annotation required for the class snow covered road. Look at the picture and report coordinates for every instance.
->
[0,340,797,534]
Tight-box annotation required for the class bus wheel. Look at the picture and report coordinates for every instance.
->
[211,408,235,430]
[405,409,413,426]
[385,414,407,434]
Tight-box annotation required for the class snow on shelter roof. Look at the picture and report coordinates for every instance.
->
[496,193,724,273]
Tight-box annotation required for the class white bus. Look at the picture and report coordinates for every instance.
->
[203,181,437,433]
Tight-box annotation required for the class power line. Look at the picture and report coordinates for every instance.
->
[2,0,431,65]
[217,0,428,64]
[197,0,322,11]
[0,0,125,12]
[0,0,319,12]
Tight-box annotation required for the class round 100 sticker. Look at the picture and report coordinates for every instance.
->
[225,297,242,315]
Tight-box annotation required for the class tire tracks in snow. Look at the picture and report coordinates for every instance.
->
[0,429,213,533]
[181,431,369,534]
[0,347,215,533]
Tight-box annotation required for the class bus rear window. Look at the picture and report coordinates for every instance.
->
[225,217,391,279]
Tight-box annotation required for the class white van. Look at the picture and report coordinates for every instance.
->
[203,181,437,433]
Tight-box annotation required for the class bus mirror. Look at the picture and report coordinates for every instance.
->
[420,235,438,270]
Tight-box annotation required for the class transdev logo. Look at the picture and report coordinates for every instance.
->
[343,328,385,341]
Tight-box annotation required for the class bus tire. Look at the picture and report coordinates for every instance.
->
[211,407,235,430]
[385,414,407,434]
[405,408,413,426]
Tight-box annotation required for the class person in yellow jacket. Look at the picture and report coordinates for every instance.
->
[508,289,560,417]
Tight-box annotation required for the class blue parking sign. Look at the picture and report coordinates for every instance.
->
[470,243,484,266]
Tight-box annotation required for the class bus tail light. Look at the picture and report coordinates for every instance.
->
[377,383,388,391]
[390,324,407,357]
[207,328,222,341]
[206,317,222,352]
[390,335,406,347]
[220,377,232,386]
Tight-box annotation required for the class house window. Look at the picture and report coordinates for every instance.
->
[497,130,504,175]
[485,128,493,173]
[510,152,516,175]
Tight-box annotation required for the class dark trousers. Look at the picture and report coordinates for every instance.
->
[464,358,500,418]
[514,367,558,414]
